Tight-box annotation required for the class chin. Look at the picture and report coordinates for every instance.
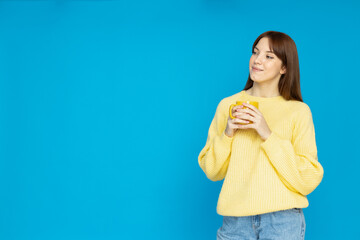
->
[250,77,266,83]
[250,75,261,82]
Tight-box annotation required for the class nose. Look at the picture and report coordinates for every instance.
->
[254,54,263,65]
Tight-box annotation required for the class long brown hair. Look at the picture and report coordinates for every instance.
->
[243,31,303,102]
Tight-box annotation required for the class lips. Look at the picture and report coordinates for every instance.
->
[252,66,263,71]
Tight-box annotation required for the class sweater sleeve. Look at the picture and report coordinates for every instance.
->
[198,99,233,181]
[260,104,324,195]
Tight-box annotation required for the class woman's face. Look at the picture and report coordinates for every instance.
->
[249,37,286,84]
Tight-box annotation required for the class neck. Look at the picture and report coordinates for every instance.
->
[246,82,280,98]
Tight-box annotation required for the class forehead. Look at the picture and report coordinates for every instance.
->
[254,38,272,52]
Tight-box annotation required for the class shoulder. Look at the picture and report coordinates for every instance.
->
[287,100,314,127]
[287,100,313,115]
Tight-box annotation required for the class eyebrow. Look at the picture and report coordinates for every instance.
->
[254,47,274,53]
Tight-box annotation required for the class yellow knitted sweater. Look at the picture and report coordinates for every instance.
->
[198,90,324,217]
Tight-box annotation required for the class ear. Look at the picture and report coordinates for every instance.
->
[280,65,286,75]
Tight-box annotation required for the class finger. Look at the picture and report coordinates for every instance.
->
[234,122,254,129]
[233,111,248,118]
[233,105,244,113]
[232,111,249,120]
[243,103,261,115]
[239,114,256,123]
[232,112,240,118]
[241,123,255,129]
[232,118,250,124]
[232,116,249,123]
[237,108,258,118]
[233,112,256,122]
[232,106,245,117]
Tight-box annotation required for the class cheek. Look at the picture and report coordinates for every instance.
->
[249,56,255,65]
[265,62,278,72]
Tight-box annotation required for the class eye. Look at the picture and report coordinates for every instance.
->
[267,55,274,59]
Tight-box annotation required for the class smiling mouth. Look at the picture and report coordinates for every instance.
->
[252,67,263,71]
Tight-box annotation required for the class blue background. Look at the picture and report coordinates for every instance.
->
[0,0,359,239]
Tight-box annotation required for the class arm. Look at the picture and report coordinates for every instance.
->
[198,99,233,181]
[260,104,324,195]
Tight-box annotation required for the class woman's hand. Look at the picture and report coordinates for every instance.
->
[224,104,251,137]
[225,103,272,141]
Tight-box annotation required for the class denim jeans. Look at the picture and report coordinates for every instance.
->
[217,208,306,240]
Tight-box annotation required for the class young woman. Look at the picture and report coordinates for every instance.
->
[198,31,324,240]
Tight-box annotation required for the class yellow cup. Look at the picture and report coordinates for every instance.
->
[229,101,259,124]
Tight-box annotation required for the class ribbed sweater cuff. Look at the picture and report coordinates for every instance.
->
[260,131,279,152]
[220,131,234,146]
[260,131,291,166]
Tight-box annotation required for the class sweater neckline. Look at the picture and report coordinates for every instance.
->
[241,90,285,101]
